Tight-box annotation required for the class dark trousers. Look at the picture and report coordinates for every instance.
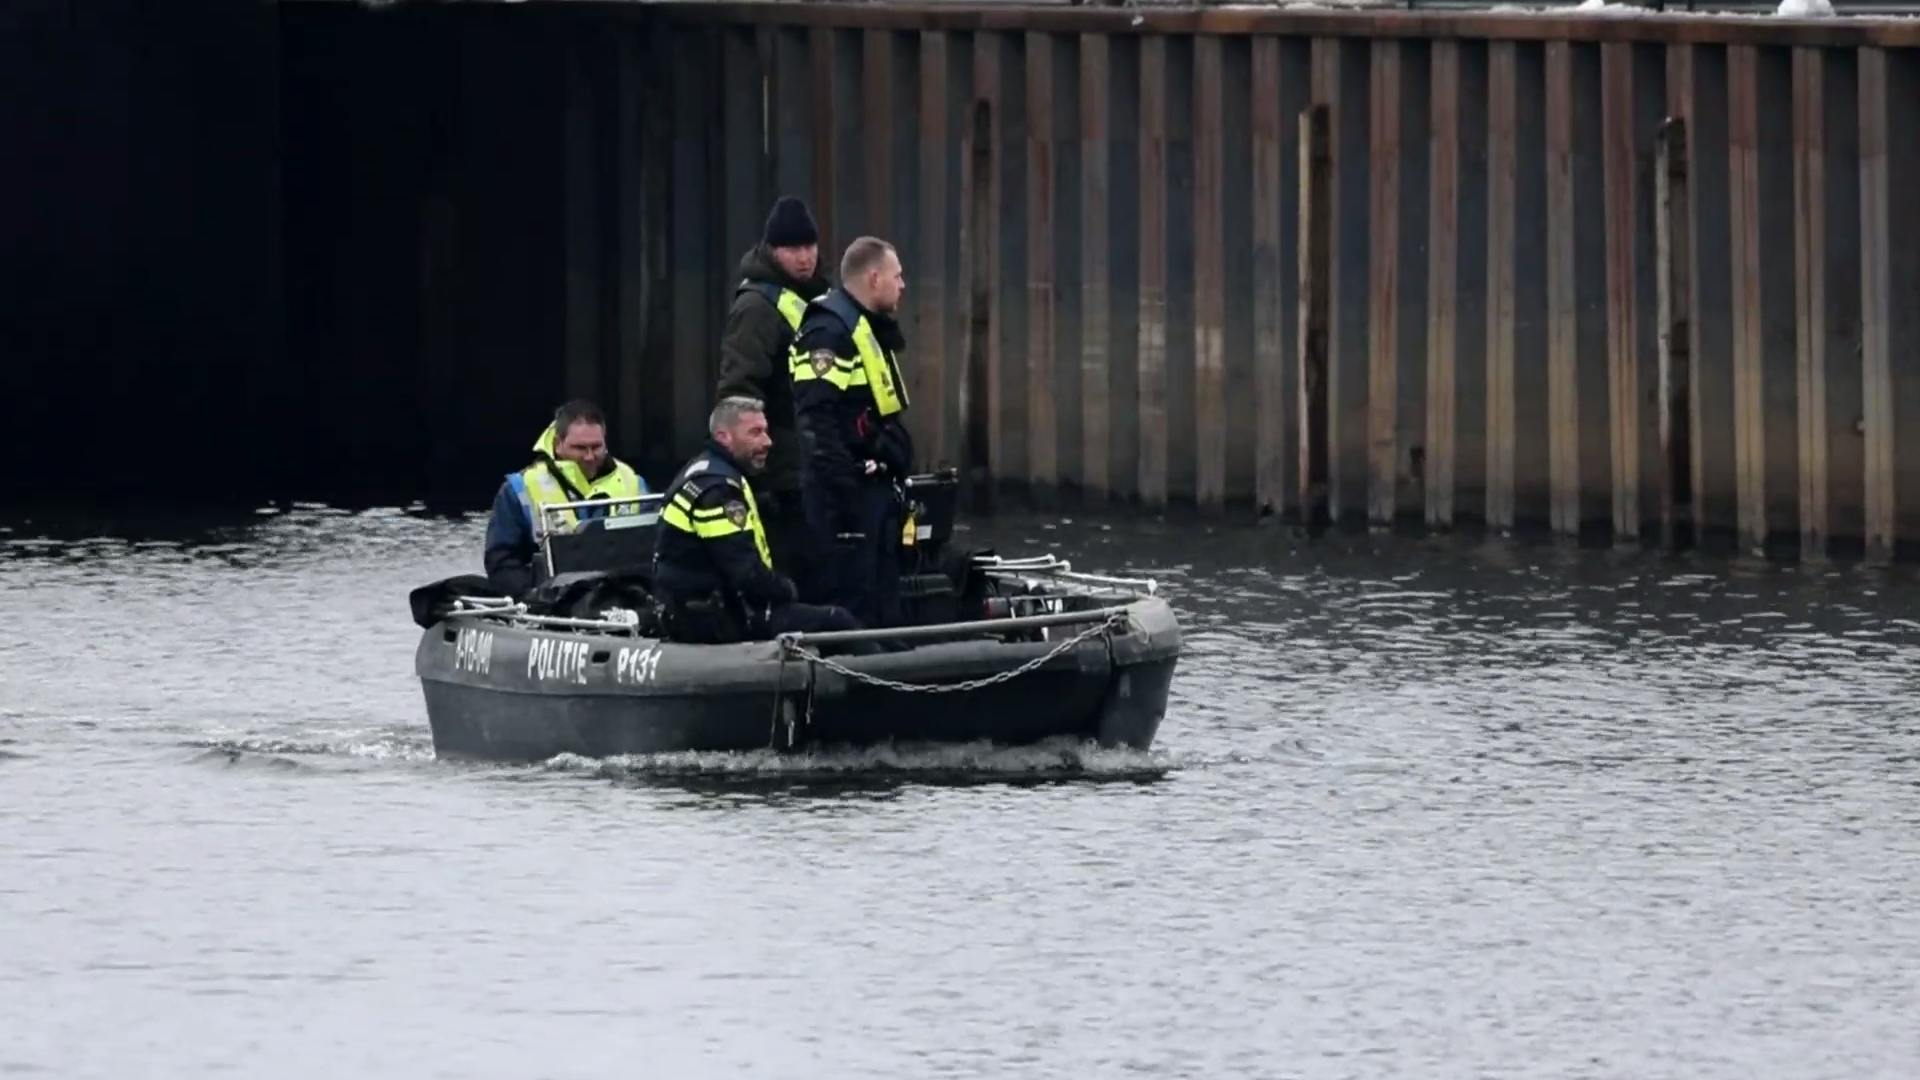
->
[765,601,863,636]
[802,480,902,629]
[661,594,862,644]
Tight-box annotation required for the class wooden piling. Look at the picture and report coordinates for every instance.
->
[1138,35,1170,509]
[1252,36,1287,519]
[563,41,600,403]
[1728,44,1768,553]
[1426,40,1460,529]
[1545,41,1580,536]
[1027,32,1059,500]
[1858,48,1896,559]
[918,30,950,469]
[808,27,837,256]
[1299,98,1332,527]
[615,30,648,458]
[1485,42,1516,531]
[1080,33,1111,506]
[1195,34,1228,515]
[1602,42,1641,543]
[1367,40,1401,527]
[1657,58,1693,547]
[669,30,717,459]
[1792,47,1828,557]
[960,31,1002,502]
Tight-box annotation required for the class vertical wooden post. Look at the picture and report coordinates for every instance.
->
[862,30,894,238]
[1858,47,1896,560]
[1368,41,1402,527]
[1026,32,1058,500]
[1545,42,1580,537]
[615,30,647,459]
[1427,41,1460,529]
[1299,101,1332,527]
[1486,42,1517,530]
[809,27,837,257]
[639,22,676,466]
[1658,46,1696,547]
[670,32,717,457]
[1728,45,1767,553]
[564,42,600,403]
[1080,33,1112,506]
[1602,42,1642,543]
[1195,35,1229,514]
[1792,46,1828,558]
[959,34,1001,508]
[1138,36,1170,509]
[918,31,950,469]
[1253,36,1288,519]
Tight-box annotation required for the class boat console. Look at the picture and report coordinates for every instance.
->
[535,492,665,581]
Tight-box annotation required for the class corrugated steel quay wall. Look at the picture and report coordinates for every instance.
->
[16,0,1917,553]
[634,4,1920,561]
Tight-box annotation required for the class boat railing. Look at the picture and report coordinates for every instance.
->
[444,593,1151,646]
[443,595,648,636]
[778,603,1136,648]
[536,493,665,534]
[973,553,1159,597]
[538,493,666,579]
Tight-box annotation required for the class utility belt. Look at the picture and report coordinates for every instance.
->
[847,476,918,549]
[659,589,768,645]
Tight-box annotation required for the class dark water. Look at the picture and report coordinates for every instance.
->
[4,505,1918,1078]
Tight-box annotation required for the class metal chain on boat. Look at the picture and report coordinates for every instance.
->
[777,613,1126,695]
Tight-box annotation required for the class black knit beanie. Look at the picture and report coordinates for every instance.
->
[763,196,819,248]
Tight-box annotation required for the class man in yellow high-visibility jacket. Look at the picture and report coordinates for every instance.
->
[483,399,646,597]
[790,236,913,628]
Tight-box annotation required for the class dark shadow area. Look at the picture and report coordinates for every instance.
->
[1,0,675,512]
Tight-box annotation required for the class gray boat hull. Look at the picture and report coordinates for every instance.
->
[416,597,1181,762]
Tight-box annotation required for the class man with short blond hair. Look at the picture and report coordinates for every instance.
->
[838,236,896,286]
[788,235,913,627]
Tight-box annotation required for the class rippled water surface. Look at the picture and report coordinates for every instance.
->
[4,505,1919,1078]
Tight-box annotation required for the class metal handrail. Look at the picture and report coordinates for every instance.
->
[974,553,1160,597]
[443,596,646,635]
[777,602,1137,647]
[537,493,664,530]
[535,493,666,577]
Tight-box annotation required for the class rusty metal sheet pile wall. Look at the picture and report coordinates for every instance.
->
[629,5,1920,559]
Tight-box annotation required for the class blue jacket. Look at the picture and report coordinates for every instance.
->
[483,477,540,597]
[483,431,650,597]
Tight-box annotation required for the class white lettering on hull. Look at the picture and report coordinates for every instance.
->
[526,636,591,685]
[453,628,493,675]
[615,644,663,686]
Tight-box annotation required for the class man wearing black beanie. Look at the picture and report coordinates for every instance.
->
[717,195,832,594]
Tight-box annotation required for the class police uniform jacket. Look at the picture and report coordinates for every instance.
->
[651,440,796,610]
[790,289,914,525]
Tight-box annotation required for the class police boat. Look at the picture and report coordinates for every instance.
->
[409,472,1182,763]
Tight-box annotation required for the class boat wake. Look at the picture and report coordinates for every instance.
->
[185,733,438,768]
[178,733,1178,789]
[539,736,1177,787]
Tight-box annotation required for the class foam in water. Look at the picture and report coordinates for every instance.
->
[540,737,1176,781]
[189,734,439,764]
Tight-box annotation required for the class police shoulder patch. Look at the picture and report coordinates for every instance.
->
[724,500,750,528]
[810,348,836,376]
